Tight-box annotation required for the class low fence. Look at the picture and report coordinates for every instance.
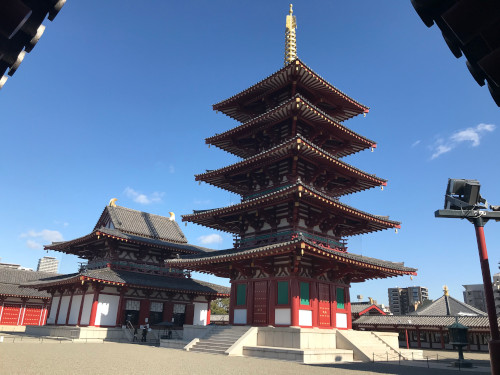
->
[371,351,485,371]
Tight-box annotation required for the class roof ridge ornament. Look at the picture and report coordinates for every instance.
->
[284,4,297,66]
[109,198,118,207]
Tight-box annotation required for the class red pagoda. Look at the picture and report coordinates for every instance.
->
[167,6,416,330]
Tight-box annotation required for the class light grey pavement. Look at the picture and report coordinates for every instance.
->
[0,342,492,375]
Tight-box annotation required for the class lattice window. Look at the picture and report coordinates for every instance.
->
[173,304,186,314]
[277,281,289,305]
[236,284,246,306]
[150,302,163,312]
[125,300,140,311]
[336,287,345,309]
[300,282,310,305]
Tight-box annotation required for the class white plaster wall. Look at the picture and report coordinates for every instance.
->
[234,308,247,325]
[79,294,94,326]
[275,308,291,325]
[67,295,82,325]
[193,302,208,326]
[336,313,347,328]
[46,297,60,324]
[299,310,312,326]
[56,296,71,324]
[95,294,120,326]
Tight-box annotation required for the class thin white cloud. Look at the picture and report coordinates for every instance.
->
[20,229,64,250]
[411,140,421,148]
[198,234,223,245]
[124,187,164,205]
[430,123,495,160]
[169,164,175,174]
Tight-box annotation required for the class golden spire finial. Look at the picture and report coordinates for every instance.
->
[109,198,118,207]
[285,4,297,65]
[443,285,450,296]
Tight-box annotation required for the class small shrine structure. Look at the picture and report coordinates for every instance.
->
[25,203,229,329]
[167,5,416,330]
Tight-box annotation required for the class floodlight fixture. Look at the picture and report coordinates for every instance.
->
[444,178,487,210]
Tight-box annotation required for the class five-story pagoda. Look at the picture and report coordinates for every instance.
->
[168,5,416,329]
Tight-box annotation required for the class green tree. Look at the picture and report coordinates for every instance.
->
[210,298,229,315]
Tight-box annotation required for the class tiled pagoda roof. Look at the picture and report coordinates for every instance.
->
[182,182,400,236]
[22,267,230,296]
[96,205,188,244]
[213,59,369,123]
[165,235,416,281]
[45,227,213,257]
[208,94,375,158]
[197,135,386,197]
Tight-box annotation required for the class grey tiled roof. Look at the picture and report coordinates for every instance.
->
[23,268,229,296]
[166,235,416,275]
[409,295,486,317]
[353,314,496,329]
[96,205,188,244]
[0,268,54,299]
[45,227,213,255]
[350,303,384,314]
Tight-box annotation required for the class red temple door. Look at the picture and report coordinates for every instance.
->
[253,281,268,325]
[0,304,21,325]
[318,283,331,328]
[23,305,43,325]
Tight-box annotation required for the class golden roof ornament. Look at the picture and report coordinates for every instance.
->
[443,285,450,296]
[169,212,176,221]
[109,198,118,207]
[285,4,297,65]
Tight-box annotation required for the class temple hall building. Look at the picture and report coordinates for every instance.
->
[24,203,229,329]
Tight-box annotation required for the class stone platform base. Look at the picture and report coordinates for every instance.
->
[243,345,353,363]
[25,326,126,340]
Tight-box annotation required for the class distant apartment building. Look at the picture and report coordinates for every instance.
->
[463,284,487,313]
[388,286,429,315]
[36,257,59,273]
[493,272,500,316]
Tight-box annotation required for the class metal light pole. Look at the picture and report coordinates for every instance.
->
[436,178,500,375]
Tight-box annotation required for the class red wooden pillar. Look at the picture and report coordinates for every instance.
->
[311,281,318,328]
[39,301,48,325]
[229,283,236,325]
[77,286,87,326]
[290,278,300,327]
[185,303,195,325]
[268,279,276,326]
[206,298,213,325]
[138,298,151,326]
[163,301,174,323]
[18,298,28,325]
[0,298,4,322]
[115,287,127,327]
[439,327,445,349]
[330,284,336,328]
[54,289,64,325]
[88,284,102,327]
[345,286,352,329]
[65,289,75,325]
[246,282,254,325]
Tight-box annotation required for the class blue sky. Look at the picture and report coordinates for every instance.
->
[1,1,498,307]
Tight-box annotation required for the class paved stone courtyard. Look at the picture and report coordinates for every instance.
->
[0,342,491,375]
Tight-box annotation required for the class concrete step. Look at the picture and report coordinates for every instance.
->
[193,343,231,351]
[191,347,227,354]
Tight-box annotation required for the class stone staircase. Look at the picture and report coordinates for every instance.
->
[189,325,250,355]
[337,330,402,362]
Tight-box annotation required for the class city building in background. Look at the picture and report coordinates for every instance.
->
[463,284,487,313]
[36,256,59,273]
[493,272,500,316]
[388,286,429,315]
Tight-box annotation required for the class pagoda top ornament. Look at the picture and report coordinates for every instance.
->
[284,4,297,65]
